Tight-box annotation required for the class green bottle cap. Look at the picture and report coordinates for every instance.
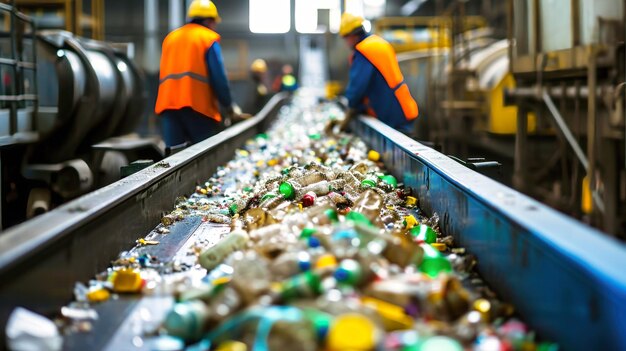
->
[325,209,339,222]
[243,186,253,192]
[410,224,437,244]
[381,175,398,188]
[300,227,317,239]
[345,211,373,227]
[279,182,295,200]
[419,244,452,278]
[361,179,376,188]
[261,193,277,202]
[256,133,269,139]
[308,133,321,140]
[228,203,238,215]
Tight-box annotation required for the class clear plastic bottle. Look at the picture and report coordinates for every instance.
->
[198,230,250,271]
[351,189,384,223]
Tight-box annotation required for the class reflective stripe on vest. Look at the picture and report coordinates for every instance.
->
[155,23,222,122]
[355,35,419,120]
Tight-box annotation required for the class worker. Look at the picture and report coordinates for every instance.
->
[272,64,298,93]
[155,0,248,147]
[328,13,419,134]
[250,58,271,113]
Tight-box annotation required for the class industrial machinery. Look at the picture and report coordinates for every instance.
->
[393,0,625,238]
[0,92,625,350]
[0,4,161,230]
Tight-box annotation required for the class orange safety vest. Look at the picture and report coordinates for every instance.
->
[155,23,222,122]
[354,35,419,120]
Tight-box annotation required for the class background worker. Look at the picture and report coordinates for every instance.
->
[250,58,271,113]
[155,0,248,147]
[272,64,298,93]
[329,13,419,134]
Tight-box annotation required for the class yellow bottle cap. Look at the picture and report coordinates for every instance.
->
[473,298,491,321]
[315,254,338,270]
[327,313,377,351]
[112,268,143,293]
[405,196,417,206]
[431,243,447,252]
[256,160,265,167]
[237,150,249,157]
[215,341,247,351]
[86,288,110,303]
[361,297,413,331]
[212,276,232,286]
[403,215,418,229]
[267,159,278,167]
[368,150,380,162]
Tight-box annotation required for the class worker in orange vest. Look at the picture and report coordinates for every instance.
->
[328,13,419,134]
[155,0,248,147]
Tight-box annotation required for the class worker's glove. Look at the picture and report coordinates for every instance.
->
[339,108,358,132]
[324,108,358,134]
[224,104,252,127]
[324,119,339,135]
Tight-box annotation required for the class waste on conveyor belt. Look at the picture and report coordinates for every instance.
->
[44,94,558,351]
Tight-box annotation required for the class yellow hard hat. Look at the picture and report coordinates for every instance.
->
[250,59,268,73]
[188,0,221,22]
[339,13,364,37]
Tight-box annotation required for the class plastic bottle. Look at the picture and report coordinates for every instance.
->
[163,300,210,341]
[279,271,323,301]
[198,230,250,271]
[334,259,364,286]
[227,251,271,304]
[293,171,327,187]
[351,189,384,223]
[418,243,452,278]
[270,250,312,280]
[411,224,438,244]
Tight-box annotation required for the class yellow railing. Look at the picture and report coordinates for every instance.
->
[374,16,487,52]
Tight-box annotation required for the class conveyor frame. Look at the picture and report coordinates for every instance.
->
[352,117,626,351]
[0,94,625,350]
[0,93,289,348]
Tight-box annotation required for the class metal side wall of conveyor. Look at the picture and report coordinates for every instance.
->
[0,93,290,349]
[351,116,626,351]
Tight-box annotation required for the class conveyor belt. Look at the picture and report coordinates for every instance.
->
[1,92,626,350]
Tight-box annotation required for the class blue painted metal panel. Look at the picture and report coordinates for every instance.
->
[353,116,626,351]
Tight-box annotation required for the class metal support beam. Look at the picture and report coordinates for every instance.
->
[143,0,160,73]
[513,105,528,191]
[542,89,589,170]
[168,0,183,31]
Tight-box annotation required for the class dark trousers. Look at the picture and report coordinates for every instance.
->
[160,108,221,147]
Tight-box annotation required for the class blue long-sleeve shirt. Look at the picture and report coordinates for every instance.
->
[344,34,412,133]
[205,41,232,108]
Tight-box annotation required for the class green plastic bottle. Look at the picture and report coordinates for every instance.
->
[418,243,452,278]
[410,224,437,244]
